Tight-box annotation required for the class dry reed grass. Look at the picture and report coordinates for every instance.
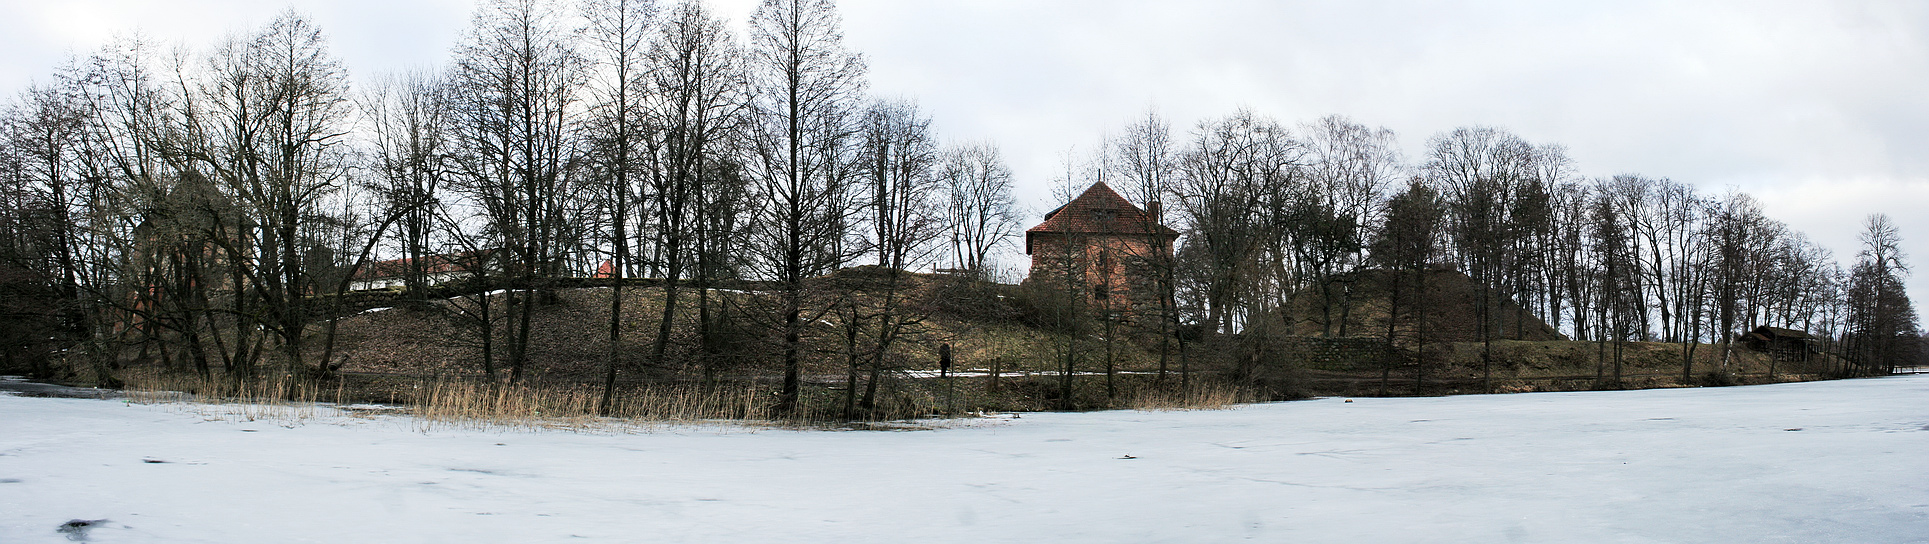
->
[408,380,776,432]
[1125,383,1246,411]
[111,367,1251,432]
[119,368,338,426]
[115,368,797,431]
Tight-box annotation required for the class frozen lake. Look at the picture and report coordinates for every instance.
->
[3,375,1926,542]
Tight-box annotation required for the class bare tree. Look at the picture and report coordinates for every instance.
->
[1646,180,1711,381]
[644,0,748,377]
[1589,180,1641,387]
[1504,145,1564,341]
[1704,192,1780,373]
[940,143,1019,279]
[0,77,92,377]
[1112,110,1179,384]
[1035,150,1098,408]
[745,0,867,414]
[361,71,449,297]
[581,0,655,412]
[72,34,205,380]
[1547,181,1594,341]
[1370,178,1442,394]
[188,11,354,376]
[847,97,940,415]
[3,80,89,340]
[1173,110,1295,335]
[1424,126,1536,392]
[447,0,587,382]
[1297,115,1399,337]
[1846,213,1916,374]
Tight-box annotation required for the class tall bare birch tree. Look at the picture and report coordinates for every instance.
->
[745,0,866,414]
[362,71,449,297]
[581,0,654,412]
[448,0,585,382]
[645,0,748,379]
[1113,110,1179,382]
[850,98,939,414]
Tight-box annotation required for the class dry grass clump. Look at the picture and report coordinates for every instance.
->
[409,380,773,431]
[403,376,1251,430]
[1125,383,1245,411]
[119,368,338,425]
[116,367,792,431]
[108,364,1253,432]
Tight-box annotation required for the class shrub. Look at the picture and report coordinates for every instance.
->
[1700,370,1741,387]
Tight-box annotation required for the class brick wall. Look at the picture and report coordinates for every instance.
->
[1024,233,1170,321]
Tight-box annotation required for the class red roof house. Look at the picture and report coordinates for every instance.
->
[1024,182,1178,314]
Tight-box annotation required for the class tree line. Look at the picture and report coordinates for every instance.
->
[0,0,1022,412]
[1055,111,1920,386]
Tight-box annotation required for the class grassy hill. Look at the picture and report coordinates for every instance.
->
[322,269,1165,415]
[306,266,1847,419]
[48,262,1853,424]
[1283,267,1567,342]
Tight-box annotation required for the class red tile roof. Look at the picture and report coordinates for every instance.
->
[1026,182,1177,254]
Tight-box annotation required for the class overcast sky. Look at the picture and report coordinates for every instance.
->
[3,0,1926,294]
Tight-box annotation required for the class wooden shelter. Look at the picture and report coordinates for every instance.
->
[1741,325,1815,362]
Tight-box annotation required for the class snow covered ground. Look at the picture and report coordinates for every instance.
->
[3,376,1926,543]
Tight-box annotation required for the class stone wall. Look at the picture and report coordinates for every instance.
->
[1272,337,1393,372]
